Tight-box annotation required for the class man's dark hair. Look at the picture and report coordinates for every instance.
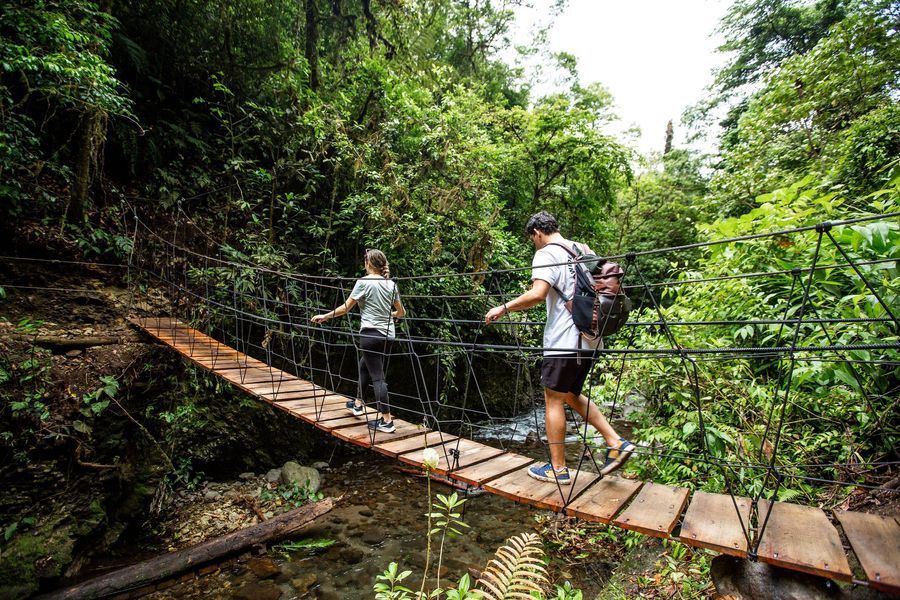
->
[525,211,559,236]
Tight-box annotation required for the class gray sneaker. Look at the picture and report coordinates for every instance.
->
[367,418,395,433]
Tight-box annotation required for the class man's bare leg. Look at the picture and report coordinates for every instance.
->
[544,388,569,470]
[564,393,620,447]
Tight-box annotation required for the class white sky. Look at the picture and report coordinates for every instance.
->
[507,0,732,156]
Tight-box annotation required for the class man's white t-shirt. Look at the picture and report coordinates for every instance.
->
[531,239,592,356]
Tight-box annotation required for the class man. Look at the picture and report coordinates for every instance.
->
[484,211,635,483]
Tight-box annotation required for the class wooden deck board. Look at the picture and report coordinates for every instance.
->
[484,468,599,511]
[833,510,899,592]
[399,438,504,475]
[331,420,427,446]
[449,453,534,487]
[565,476,643,524]
[373,432,457,458]
[678,491,752,557]
[612,482,690,538]
[757,500,852,581]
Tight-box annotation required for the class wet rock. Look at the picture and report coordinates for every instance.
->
[361,530,383,545]
[65,349,82,357]
[238,472,255,480]
[358,508,374,517]
[291,573,318,594]
[340,547,364,564]
[233,580,282,600]
[265,468,282,483]
[280,462,320,492]
[711,555,844,599]
[204,490,221,500]
[312,461,329,470]
[247,557,280,579]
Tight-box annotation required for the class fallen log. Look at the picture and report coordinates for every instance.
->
[9,333,145,350]
[38,497,334,600]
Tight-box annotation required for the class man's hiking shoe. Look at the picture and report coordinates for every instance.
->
[600,439,636,476]
[527,462,571,485]
[367,418,395,433]
[346,400,365,416]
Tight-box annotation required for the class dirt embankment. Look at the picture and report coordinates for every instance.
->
[0,260,318,598]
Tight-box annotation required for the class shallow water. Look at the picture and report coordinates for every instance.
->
[147,449,615,599]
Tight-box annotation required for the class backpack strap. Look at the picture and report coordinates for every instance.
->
[544,242,583,302]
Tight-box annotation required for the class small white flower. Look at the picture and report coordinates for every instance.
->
[422,447,440,470]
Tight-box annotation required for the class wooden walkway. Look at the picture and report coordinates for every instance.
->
[133,317,900,594]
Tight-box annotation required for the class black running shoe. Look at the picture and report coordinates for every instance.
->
[346,400,364,416]
[367,418,396,433]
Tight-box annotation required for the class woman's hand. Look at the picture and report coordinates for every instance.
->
[311,314,329,324]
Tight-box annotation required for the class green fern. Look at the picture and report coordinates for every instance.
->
[475,532,548,599]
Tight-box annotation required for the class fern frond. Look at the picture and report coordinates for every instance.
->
[475,532,548,600]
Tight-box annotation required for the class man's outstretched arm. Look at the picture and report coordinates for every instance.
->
[484,279,551,324]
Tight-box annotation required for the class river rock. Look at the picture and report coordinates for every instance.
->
[291,573,318,594]
[247,557,280,579]
[711,555,844,599]
[361,530,383,545]
[280,462,320,492]
[238,472,255,480]
[312,461,329,470]
[265,468,281,483]
[233,580,282,600]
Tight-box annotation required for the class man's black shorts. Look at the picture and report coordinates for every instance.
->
[541,352,594,395]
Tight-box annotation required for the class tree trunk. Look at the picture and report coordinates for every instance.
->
[38,498,334,600]
[306,0,320,90]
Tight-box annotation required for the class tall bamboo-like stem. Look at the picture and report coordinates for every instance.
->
[419,469,433,599]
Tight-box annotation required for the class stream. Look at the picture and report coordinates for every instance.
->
[131,410,637,599]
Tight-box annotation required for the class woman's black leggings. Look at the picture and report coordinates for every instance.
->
[358,328,393,415]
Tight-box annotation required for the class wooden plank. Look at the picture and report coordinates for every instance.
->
[756,500,852,581]
[265,388,335,402]
[565,476,643,524]
[483,468,598,511]
[275,396,348,411]
[241,380,314,395]
[372,432,457,458]
[450,453,534,487]
[312,414,374,431]
[335,422,431,446]
[399,439,504,475]
[211,369,294,384]
[833,510,900,593]
[612,482,689,538]
[678,491,752,557]
[331,419,427,446]
[274,396,351,420]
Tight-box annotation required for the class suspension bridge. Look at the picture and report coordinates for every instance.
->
[4,208,899,593]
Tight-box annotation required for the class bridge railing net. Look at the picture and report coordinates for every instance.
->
[124,210,899,554]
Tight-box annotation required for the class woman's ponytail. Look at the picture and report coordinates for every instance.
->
[365,249,391,279]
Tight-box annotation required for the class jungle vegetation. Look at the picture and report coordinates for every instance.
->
[1,0,898,517]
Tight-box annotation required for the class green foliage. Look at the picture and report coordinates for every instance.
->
[596,173,899,499]
[0,0,132,208]
[259,480,324,509]
[708,4,900,215]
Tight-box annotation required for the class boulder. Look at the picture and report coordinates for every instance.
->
[711,555,848,599]
[280,462,320,493]
[265,469,281,483]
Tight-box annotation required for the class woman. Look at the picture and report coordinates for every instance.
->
[311,249,405,433]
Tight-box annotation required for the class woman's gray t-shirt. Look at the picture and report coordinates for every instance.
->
[349,275,400,338]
